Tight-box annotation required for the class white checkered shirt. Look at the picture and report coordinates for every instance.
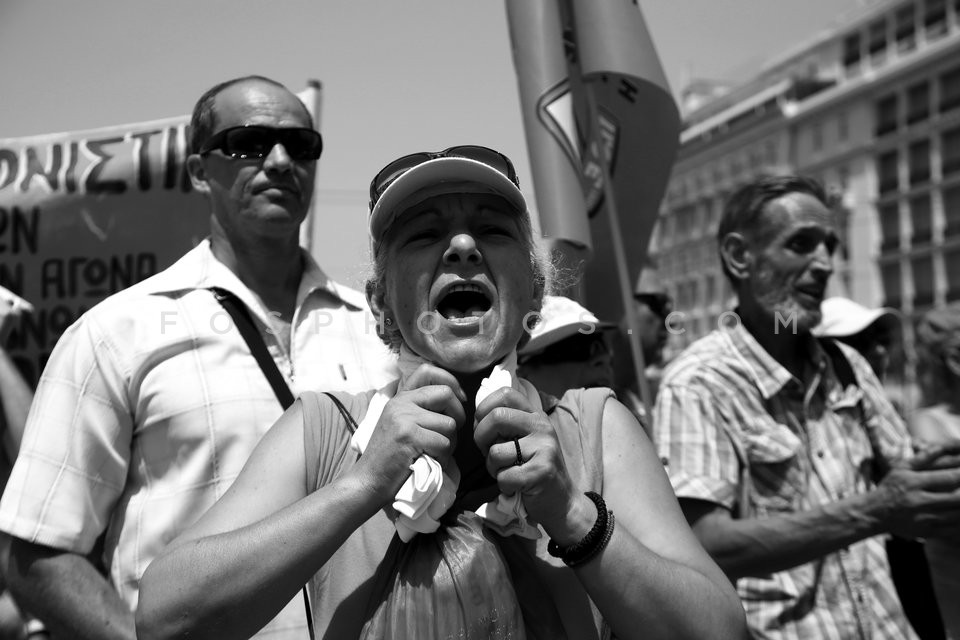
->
[653,322,916,640]
[0,240,397,638]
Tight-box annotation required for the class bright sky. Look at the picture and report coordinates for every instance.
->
[0,0,864,286]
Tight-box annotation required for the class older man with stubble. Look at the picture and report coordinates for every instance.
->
[0,76,396,639]
[653,174,960,640]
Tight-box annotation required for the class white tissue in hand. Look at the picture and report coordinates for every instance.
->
[394,457,459,542]
[476,364,513,407]
[473,358,541,540]
[477,492,542,539]
[353,351,543,542]
[394,457,443,520]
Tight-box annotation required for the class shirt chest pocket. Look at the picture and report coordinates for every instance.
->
[742,422,806,516]
[827,403,877,485]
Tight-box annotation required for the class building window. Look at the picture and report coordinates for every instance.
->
[843,33,861,70]
[909,193,933,244]
[677,281,689,310]
[911,254,935,307]
[943,184,960,236]
[713,163,725,185]
[833,178,852,259]
[876,94,898,136]
[713,194,726,229]
[909,139,931,186]
[812,122,823,153]
[896,5,916,51]
[729,155,742,178]
[880,202,901,251]
[945,248,960,300]
[942,66,960,112]
[907,82,930,124]
[676,204,696,241]
[663,213,677,247]
[881,261,902,308]
[869,18,887,58]
[942,126,960,175]
[704,274,716,306]
[766,139,778,164]
[878,150,900,194]
[926,0,948,38]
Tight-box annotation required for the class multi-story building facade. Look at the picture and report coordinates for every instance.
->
[654,0,960,358]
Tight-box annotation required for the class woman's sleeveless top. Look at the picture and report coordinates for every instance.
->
[301,387,614,640]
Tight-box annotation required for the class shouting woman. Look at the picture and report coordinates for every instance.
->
[136,146,746,640]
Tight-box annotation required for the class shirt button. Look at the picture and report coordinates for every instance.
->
[660,457,669,467]
[817,450,825,458]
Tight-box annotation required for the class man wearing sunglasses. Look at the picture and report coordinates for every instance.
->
[0,76,396,640]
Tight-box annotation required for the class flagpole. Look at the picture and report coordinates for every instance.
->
[581,86,653,418]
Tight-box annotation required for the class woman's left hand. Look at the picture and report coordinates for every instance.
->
[474,387,595,543]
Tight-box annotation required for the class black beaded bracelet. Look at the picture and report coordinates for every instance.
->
[547,491,615,567]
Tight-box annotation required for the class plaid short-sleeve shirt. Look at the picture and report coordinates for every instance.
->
[653,323,915,640]
[0,240,398,638]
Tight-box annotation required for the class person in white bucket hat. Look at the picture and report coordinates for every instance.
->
[814,296,901,379]
[518,295,617,398]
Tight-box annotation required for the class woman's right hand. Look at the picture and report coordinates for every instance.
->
[354,364,466,503]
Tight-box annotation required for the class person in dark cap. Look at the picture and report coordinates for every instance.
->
[610,266,673,434]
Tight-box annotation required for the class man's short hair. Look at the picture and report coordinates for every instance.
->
[716,174,829,282]
[188,75,309,155]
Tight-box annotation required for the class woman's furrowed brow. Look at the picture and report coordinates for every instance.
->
[477,205,517,219]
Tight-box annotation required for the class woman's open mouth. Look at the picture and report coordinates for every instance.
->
[436,283,492,323]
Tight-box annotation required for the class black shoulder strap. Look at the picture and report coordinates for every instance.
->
[819,337,891,481]
[819,338,858,390]
[211,287,295,409]
[210,287,315,640]
[322,391,359,435]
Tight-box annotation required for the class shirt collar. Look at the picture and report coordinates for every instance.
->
[722,320,828,400]
[139,238,364,311]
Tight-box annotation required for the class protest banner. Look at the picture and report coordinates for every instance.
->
[0,83,320,385]
[507,0,680,409]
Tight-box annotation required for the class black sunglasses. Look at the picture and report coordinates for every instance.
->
[635,293,672,319]
[369,145,519,210]
[199,125,323,161]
